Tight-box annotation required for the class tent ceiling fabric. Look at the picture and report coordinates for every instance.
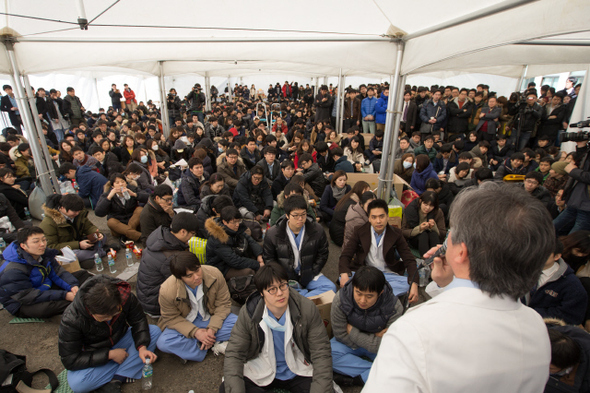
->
[0,0,587,78]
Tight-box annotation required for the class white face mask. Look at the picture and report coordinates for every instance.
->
[403,161,413,169]
[152,145,159,151]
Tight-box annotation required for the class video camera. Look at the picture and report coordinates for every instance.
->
[561,118,590,143]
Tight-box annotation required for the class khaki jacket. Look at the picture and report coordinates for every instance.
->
[157,265,231,337]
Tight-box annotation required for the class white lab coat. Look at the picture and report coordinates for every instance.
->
[362,287,550,393]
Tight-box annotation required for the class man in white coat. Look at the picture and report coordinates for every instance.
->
[363,182,554,393]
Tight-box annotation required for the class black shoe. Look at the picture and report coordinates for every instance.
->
[93,380,122,393]
[333,372,355,387]
[103,242,121,252]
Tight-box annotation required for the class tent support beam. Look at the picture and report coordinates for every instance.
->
[377,41,405,201]
[22,74,61,191]
[403,0,538,41]
[2,37,55,196]
[335,69,343,134]
[515,65,528,92]
[204,73,211,111]
[158,61,170,137]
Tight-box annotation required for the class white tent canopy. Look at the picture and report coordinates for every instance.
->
[0,0,587,79]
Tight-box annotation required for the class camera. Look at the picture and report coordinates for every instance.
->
[561,118,590,143]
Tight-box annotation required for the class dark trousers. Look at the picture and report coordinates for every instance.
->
[220,376,312,393]
[17,270,92,318]
[410,230,440,257]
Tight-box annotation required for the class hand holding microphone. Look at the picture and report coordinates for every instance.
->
[421,233,454,288]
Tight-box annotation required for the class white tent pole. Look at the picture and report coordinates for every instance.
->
[337,71,346,134]
[515,65,528,92]
[23,74,61,192]
[93,77,101,112]
[403,0,537,41]
[204,72,211,112]
[2,38,54,196]
[314,77,319,98]
[158,61,171,137]
[335,69,343,134]
[323,76,328,86]
[377,41,405,200]
[383,73,407,198]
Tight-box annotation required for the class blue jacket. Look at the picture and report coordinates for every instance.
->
[0,243,78,315]
[76,166,108,207]
[334,155,354,173]
[375,93,388,125]
[524,259,588,325]
[410,163,438,195]
[320,184,352,218]
[361,96,377,119]
[419,100,446,131]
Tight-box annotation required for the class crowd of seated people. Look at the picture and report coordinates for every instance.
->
[0,76,588,392]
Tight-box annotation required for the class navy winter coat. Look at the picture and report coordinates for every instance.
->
[76,165,108,207]
[0,243,78,315]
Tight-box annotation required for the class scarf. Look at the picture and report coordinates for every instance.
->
[331,185,347,201]
[263,306,287,332]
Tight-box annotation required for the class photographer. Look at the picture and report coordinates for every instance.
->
[186,84,206,123]
[515,90,543,151]
[167,88,182,127]
[554,136,590,235]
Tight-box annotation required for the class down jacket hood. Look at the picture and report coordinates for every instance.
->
[205,217,247,243]
[42,194,69,225]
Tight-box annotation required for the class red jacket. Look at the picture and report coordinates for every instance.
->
[123,88,136,104]
[282,84,292,98]
[272,122,288,134]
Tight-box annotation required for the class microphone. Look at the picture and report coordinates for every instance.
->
[417,235,448,269]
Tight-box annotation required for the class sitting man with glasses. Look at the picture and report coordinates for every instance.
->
[59,275,161,393]
[263,195,335,298]
[139,184,175,240]
[222,262,333,393]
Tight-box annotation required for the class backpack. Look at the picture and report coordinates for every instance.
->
[0,349,58,393]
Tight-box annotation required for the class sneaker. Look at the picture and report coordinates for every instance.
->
[212,341,228,356]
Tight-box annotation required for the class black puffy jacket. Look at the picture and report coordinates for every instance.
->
[301,162,326,198]
[338,278,398,334]
[196,195,216,239]
[232,171,274,215]
[329,195,357,247]
[136,226,188,315]
[58,275,150,371]
[205,217,262,276]
[262,216,329,287]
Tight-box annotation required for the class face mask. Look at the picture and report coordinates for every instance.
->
[152,145,159,151]
[140,155,148,164]
[218,147,224,153]
[413,162,417,169]
[177,149,184,154]
[403,161,412,169]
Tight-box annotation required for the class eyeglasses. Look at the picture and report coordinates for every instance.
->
[290,213,307,220]
[162,197,173,203]
[252,176,263,181]
[266,282,289,295]
[524,179,539,186]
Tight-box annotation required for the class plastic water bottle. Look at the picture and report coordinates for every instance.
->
[24,207,31,222]
[141,359,153,390]
[107,254,117,274]
[94,253,103,272]
[125,248,134,267]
